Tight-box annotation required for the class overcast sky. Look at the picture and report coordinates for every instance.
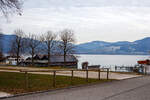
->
[1,0,150,44]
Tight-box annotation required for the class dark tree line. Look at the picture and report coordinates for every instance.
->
[9,29,76,66]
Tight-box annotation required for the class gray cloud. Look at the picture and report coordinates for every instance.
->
[24,0,150,8]
[1,0,150,43]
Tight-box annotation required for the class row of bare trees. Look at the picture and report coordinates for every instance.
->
[0,0,76,67]
[10,29,76,66]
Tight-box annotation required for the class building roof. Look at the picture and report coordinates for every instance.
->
[6,56,22,59]
[26,55,78,63]
[138,59,150,65]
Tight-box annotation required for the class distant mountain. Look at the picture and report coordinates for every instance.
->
[75,37,150,55]
[2,34,15,53]
[1,34,150,55]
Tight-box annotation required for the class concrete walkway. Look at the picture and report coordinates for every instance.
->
[2,76,150,100]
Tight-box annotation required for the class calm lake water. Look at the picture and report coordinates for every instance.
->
[77,54,149,69]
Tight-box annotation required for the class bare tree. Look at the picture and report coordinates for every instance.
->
[42,31,57,67]
[0,0,23,16]
[59,29,76,65]
[9,29,25,65]
[26,33,41,66]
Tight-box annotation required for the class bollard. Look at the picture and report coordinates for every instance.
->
[98,69,101,80]
[53,71,56,87]
[86,70,88,82]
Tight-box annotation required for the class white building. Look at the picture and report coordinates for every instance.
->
[138,59,150,74]
[5,56,24,65]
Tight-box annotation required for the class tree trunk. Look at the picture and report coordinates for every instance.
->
[47,41,51,67]
[63,43,67,67]
[16,46,20,66]
[64,51,66,67]
[31,48,34,66]
[48,50,50,67]
[16,51,19,65]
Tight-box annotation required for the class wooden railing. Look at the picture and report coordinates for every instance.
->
[19,68,110,89]
[0,67,110,90]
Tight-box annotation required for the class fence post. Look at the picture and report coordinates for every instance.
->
[98,69,101,80]
[107,68,109,80]
[53,71,56,87]
[71,70,74,85]
[25,71,29,90]
[86,70,88,82]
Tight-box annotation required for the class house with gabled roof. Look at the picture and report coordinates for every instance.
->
[23,54,78,68]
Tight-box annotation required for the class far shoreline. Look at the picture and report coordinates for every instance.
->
[75,53,150,56]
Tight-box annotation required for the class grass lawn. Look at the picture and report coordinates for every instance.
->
[0,72,113,94]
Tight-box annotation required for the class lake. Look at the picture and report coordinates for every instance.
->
[77,54,149,70]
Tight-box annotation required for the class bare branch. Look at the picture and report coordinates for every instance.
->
[0,0,23,16]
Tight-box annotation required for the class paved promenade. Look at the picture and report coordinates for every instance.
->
[2,76,150,100]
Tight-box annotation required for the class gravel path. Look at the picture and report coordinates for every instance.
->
[0,66,141,80]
